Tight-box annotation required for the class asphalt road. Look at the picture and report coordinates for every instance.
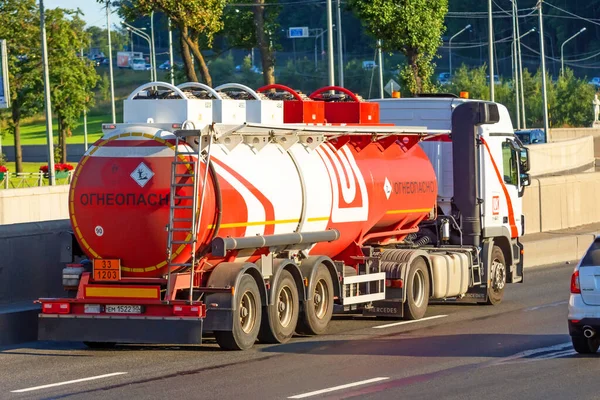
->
[1,262,590,400]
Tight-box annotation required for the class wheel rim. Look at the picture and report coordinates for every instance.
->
[491,260,506,291]
[412,269,425,307]
[239,290,257,334]
[314,279,329,319]
[278,285,294,328]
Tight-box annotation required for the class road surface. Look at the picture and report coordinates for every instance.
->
[1,262,590,400]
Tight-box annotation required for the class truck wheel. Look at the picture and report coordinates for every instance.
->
[258,269,299,344]
[403,257,430,320]
[572,336,600,354]
[485,245,507,305]
[296,264,334,335]
[214,274,262,351]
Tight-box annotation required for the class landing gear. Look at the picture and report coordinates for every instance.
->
[258,270,300,344]
[215,274,262,350]
[296,264,334,335]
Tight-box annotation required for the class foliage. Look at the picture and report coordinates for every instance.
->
[86,25,129,57]
[99,73,111,101]
[347,0,448,94]
[206,54,237,86]
[552,68,595,127]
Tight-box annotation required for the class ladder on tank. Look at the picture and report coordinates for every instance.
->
[165,130,213,304]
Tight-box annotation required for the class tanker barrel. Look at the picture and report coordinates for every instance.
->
[211,230,340,257]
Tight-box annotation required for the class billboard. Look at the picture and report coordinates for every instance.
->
[0,40,10,109]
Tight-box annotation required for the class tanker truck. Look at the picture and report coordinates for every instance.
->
[38,82,531,350]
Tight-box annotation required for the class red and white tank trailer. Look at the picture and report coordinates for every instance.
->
[38,82,531,350]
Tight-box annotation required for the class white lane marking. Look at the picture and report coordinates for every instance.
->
[488,342,573,367]
[288,377,389,399]
[524,300,568,312]
[10,372,128,393]
[372,314,448,329]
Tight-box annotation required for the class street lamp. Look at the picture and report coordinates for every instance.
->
[518,28,536,129]
[449,24,471,77]
[123,22,154,82]
[40,0,55,185]
[561,27,586,77]
[106,0,116,124]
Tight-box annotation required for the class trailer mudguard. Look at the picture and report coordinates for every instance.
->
[297,256,341,302]
[203,262,267,332]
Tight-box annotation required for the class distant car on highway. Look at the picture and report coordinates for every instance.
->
[569,237,600,354]
[589,77,600,89]
[515,129,546,145]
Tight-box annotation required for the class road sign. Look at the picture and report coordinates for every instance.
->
[288,27,309,38]
[0,40,10,109]
[384,79,400,96]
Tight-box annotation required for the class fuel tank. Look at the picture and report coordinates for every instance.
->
[70,126,437,278]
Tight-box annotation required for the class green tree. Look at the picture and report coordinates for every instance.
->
[46,8,100,163]
[0,0,43,173]
[86,25,129,57]
[347,0,448,94]
[117,0,227,86]
[552,68,595,127]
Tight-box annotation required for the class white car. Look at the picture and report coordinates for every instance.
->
[568,236,600,353]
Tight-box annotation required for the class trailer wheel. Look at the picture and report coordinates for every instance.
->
[258,269,300,344]
[296,264,334,335]
[214,274,262,351]
[403,257,430,320]
[485,245,507,305]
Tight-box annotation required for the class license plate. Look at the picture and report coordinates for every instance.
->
[105,305,142,314]
[93,259,121,282]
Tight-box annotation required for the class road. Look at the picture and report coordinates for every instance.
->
[1,262,591,400]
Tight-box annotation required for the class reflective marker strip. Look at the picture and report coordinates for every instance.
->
[372,314,447,329]
[288,377,390,399]
[11,372,128,393]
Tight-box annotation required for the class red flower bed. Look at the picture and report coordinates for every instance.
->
[0,165,7,173]
[39,163,74,173]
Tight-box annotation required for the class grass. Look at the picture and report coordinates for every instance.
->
[1,68,174,146]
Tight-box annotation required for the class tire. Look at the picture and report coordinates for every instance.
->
[296,264,334,335]
[83,342,116,349]
[572,336,600,354]
[258,269,300,344]
[403,257,430,320]
[485,245,507,305]
[214,274,262,351]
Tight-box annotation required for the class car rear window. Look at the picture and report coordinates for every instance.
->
[581,239,600,267]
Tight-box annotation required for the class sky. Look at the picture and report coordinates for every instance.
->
[45,0,123,28]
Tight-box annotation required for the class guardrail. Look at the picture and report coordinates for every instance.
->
[0,172,72,189]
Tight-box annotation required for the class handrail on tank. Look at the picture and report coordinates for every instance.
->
[213,83,263,100]
[177,82,222,99]
[309,86,361,102]
[256,84,305,102]
[126,81,188,100]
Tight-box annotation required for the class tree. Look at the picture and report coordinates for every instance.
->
[118,0,227,86]
[46,8,99,163]
[0,0,43,173]
[347,0,448,94]
[86,25,129,57]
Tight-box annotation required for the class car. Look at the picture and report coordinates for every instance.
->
[515,129,546,145]
[568,236,600,354]
[589,77,600,89]
[438,72,451,85]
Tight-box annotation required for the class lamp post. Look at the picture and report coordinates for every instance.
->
[168,18,174,85]
[326,0,335,86]
[150,11,157,83]
[511,0,521,129]
[40,0,55,185]
[488,0,495,101]
[336,0,344,87]
[449,24,471,77]
[106,0,116,124]
[538,0,549,141]
[518,28,536,129]
[314,28,326,71]
[124,22,154,81]
[561,27,586,77]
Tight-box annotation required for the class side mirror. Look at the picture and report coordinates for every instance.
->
[520,148,530,172]
[520,172,531,187]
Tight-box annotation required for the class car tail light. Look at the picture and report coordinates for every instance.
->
[571,270,581,294]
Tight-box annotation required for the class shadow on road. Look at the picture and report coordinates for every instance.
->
[261,333,570,358]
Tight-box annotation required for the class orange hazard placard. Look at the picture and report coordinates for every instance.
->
[93,259,121,281]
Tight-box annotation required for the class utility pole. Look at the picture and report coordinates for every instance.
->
[106,0,116,123]
[40,0,55,185]
[326,0,335,86]
[168,18,174,85]
[336,0,344,87]
[512,0,520,129]
[378,40,384,99]
[488,0,495,101]
[538,0,549,140]
[151,11,157,82]
[80,48,88,151]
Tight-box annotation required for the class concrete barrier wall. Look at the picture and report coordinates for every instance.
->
[523,171,600,234]
[528,136,595,177]
[550,128,600,158]
[0,186,70,225]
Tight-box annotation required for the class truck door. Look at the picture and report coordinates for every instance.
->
[480,134,524,239]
